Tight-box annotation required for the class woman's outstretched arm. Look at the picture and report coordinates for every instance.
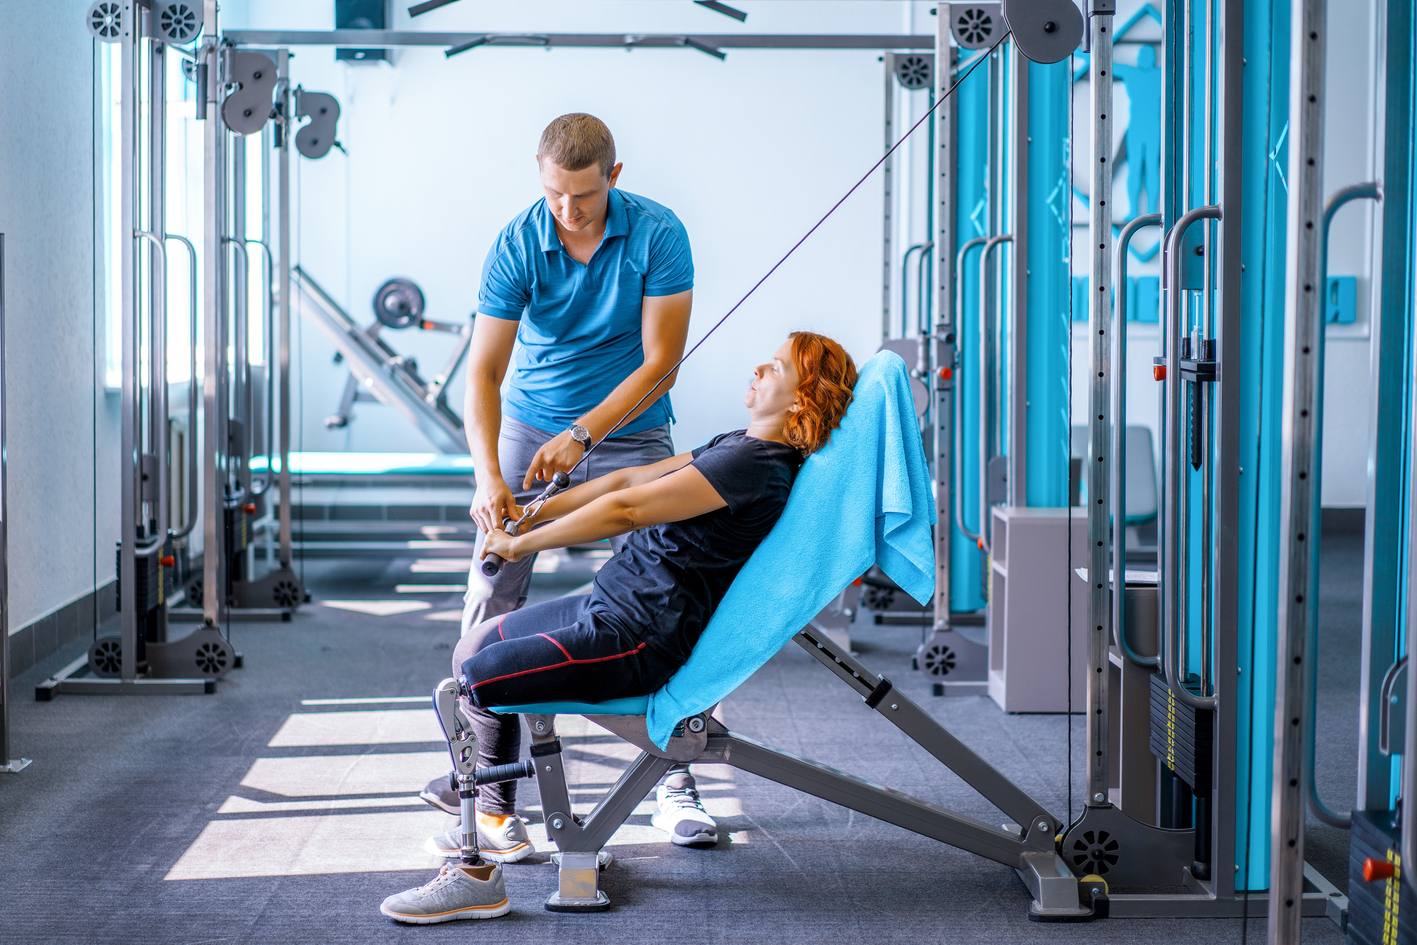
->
[518,451,695,527]
[483,464,725,564]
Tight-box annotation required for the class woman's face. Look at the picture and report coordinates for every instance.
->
[744,339,801,418]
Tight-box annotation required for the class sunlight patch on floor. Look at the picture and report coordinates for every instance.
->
[267,710,443,747]
[165,809,447,880]
[320,599,432,617]
[410,558,472,573]
[241,751,448,796]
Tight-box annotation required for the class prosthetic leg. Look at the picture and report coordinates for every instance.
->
[434,677,487,868]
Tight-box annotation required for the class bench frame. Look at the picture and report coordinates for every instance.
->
[491,626,1102,919]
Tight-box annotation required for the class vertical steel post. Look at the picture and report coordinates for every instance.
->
[276,50,293,569]
[934,21,956,632]
[1085,0,1116,809]
[0,233,23,773]
[1268,0,1327,937]
[1007,45,1028,507]
[1212,0,1245,900]
[200,4,225,627]
[118,1,140,680]
[883,54,896,343]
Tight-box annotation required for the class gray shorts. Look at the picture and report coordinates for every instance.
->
[460,415,675,635]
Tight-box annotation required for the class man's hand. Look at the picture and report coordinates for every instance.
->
[469,476,518,534]
[479,526,522,564]
[523,429,586,490]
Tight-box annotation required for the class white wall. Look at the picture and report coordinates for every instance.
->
[224,0,929,453]
[0,0,120,632]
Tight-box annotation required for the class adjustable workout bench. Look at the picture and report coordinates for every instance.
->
[431,619,1106,920]
[428,353,1106,920]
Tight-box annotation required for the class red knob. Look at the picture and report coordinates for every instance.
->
[1364,858,1397,882]
[939,367,954,380]
[1153,364,1167,381]
[421,320,434,330]
[244,503,257,514]
[159,555,176,568]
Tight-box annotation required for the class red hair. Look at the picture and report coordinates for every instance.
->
[784,332,858,454]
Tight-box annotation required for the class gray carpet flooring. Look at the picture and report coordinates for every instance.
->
[0,542,1359,944]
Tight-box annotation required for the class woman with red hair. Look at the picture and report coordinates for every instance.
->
[381,332,856,923]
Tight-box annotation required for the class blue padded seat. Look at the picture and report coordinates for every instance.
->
[487,696,650,717]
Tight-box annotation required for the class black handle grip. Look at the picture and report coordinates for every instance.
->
[480,517,519,577]
[473,759,536,786]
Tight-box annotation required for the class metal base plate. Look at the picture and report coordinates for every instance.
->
[0,758,33,773]
[544,891,610,913]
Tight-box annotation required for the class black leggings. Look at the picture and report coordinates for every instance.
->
[450,595,680,814]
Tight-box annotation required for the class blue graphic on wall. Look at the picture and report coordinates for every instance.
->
[1070,3,1164,263]
[1113,43,1160,218]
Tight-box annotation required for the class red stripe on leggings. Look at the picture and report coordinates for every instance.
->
[471,642,648,691]
[538,633,573,660]
[497,616,505,641]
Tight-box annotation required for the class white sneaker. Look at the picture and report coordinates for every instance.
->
[425,815,535,863]
[651,771,718,847]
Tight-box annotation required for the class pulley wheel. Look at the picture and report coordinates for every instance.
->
[86,1,124,42]
[894,54,934,90]
[157,0,203,44]
[89,636,123,678]
[194,638,235,677]
[373,278,425,330]
[951,4,1000,50]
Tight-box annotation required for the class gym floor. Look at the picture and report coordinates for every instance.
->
[1,538,1360,944]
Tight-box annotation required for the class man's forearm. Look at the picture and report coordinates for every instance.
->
[576,361,679,442]
[465,376,505,483]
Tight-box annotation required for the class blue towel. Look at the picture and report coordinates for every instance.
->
[645,351,937,748]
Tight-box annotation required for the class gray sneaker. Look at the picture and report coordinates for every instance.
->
[380,861,511,924]
[425,815,535,863]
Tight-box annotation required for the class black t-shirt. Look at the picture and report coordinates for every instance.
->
[588,430,804,665]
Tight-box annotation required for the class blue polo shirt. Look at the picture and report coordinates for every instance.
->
[478,189,694,437]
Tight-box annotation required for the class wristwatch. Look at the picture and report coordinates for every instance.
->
[568,424,592,452]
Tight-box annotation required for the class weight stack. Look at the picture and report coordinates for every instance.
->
[1149,673,1214,794]
[1348,810,1417,945]
[115,543,164,615]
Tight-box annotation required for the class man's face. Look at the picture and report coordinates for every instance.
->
[538,157,623,233]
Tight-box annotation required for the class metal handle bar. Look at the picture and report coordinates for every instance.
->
[978,234,1011,553]
[953,236,990,547]
[245,239,277,497]
[1303,182,1381,829]
[226,237,259,499]
[1111,213,1163,669]
[916,241,934,342]
[1161,205,1221,712]
[901,243,929,339]
[164,233,200,540]
[134,230,169,557]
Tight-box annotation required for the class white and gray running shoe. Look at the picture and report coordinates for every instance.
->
[380,861,511,924]
[425,816,535,863]
[651,771,719,847]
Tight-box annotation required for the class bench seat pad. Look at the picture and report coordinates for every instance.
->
[487,696,649,717]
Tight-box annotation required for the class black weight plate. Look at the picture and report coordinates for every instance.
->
[374,277,425,329]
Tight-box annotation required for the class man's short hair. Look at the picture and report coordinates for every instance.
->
[537,113,617,179]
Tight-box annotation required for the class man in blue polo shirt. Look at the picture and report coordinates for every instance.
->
[418,114,718,861]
